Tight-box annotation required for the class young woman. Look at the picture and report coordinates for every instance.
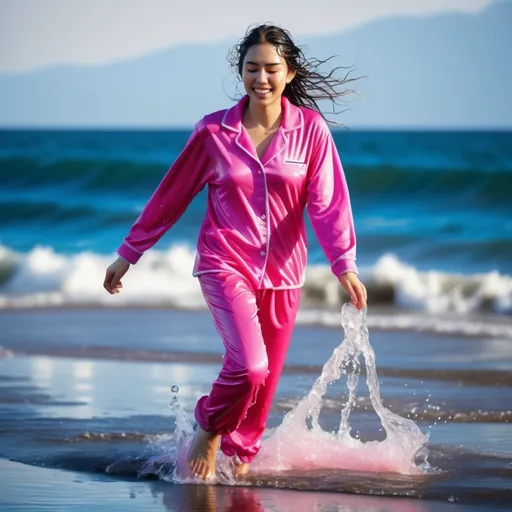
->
[103,24,367,480]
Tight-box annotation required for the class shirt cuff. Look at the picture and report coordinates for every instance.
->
[332,257,358,278]
[117,241,143,264]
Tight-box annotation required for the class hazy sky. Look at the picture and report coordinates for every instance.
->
[0,0,494,73]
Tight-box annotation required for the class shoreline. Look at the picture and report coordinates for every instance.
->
[1,303,511,340]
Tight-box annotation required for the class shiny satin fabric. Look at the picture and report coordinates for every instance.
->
[117,95,358,288]
[195,272,301,462]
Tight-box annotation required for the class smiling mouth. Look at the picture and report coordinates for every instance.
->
[253,88,272,95]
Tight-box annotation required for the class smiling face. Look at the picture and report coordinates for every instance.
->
[241,43,296,107]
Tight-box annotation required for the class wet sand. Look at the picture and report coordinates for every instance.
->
[0,308,511,511]
[4,457,503,512]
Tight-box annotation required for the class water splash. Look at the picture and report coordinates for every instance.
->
[139,385,237,483]
[138,385,197,481]
[251,303,431,475]
[141,303,431,481]
[169,385,195,440]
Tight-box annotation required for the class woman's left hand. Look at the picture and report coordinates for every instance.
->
[339,272,367,311]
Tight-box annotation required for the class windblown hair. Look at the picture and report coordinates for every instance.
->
[228,23,361,126]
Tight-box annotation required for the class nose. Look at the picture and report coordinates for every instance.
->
[255,69,269,84]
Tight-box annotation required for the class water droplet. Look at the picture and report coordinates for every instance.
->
[170,385,180,394]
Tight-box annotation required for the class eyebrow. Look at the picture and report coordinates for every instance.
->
[245,61,281,67]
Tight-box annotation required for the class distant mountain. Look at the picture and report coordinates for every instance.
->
[0,0,510,128]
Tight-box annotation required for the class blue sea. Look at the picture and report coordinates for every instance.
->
[0,129,511,325]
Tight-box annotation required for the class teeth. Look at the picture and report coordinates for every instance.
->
[255,89,271,94]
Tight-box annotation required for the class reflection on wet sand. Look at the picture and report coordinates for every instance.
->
[155,483,437,512]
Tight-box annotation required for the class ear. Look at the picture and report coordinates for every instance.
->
[286,69,296,84]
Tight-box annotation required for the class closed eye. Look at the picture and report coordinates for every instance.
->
[248,69,277,74]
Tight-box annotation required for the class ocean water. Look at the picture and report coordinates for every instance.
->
[0,128,511,323]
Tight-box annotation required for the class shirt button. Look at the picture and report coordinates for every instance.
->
[257,170,262,174]
[261,214,266,220]
[260,250,265,256]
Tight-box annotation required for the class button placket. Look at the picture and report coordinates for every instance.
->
[256,162,270,288]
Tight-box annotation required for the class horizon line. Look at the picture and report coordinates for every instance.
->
[0,125,510,132]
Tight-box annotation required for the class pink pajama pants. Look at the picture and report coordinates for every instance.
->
[194,272,301,463]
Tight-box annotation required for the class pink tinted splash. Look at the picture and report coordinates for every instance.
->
[154,303,430,482]
[251,303,431,476]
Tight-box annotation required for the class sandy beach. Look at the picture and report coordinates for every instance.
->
[0,307,510,511]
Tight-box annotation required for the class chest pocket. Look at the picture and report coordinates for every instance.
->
[284,158,306,166]
[261,156,308,203]
[283,158,307,178]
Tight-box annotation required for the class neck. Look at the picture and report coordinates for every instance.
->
[245,97,282,131]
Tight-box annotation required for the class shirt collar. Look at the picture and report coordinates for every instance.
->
[221,94,303,133]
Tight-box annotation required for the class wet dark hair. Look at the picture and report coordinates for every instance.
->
[228,23,362,126]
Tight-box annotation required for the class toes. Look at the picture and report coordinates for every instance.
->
[188,458,212,481]
[195,461,203,480]
[199,461,208,480]
[190,459,201,478]
[187,453,217,480]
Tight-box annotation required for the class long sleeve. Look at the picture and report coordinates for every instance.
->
[306,128,358,277]
[117,120,211,264]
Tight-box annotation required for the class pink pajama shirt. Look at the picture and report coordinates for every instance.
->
[117,95,358,461]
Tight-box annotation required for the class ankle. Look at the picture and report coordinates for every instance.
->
[195,424,213,438]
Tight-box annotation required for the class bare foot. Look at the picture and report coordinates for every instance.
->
[231,456,250,477]
[188,424,220,480]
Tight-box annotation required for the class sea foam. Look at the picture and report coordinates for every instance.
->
[1,243,511,338]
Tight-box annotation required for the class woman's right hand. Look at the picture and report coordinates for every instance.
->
[103,257,130,295]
